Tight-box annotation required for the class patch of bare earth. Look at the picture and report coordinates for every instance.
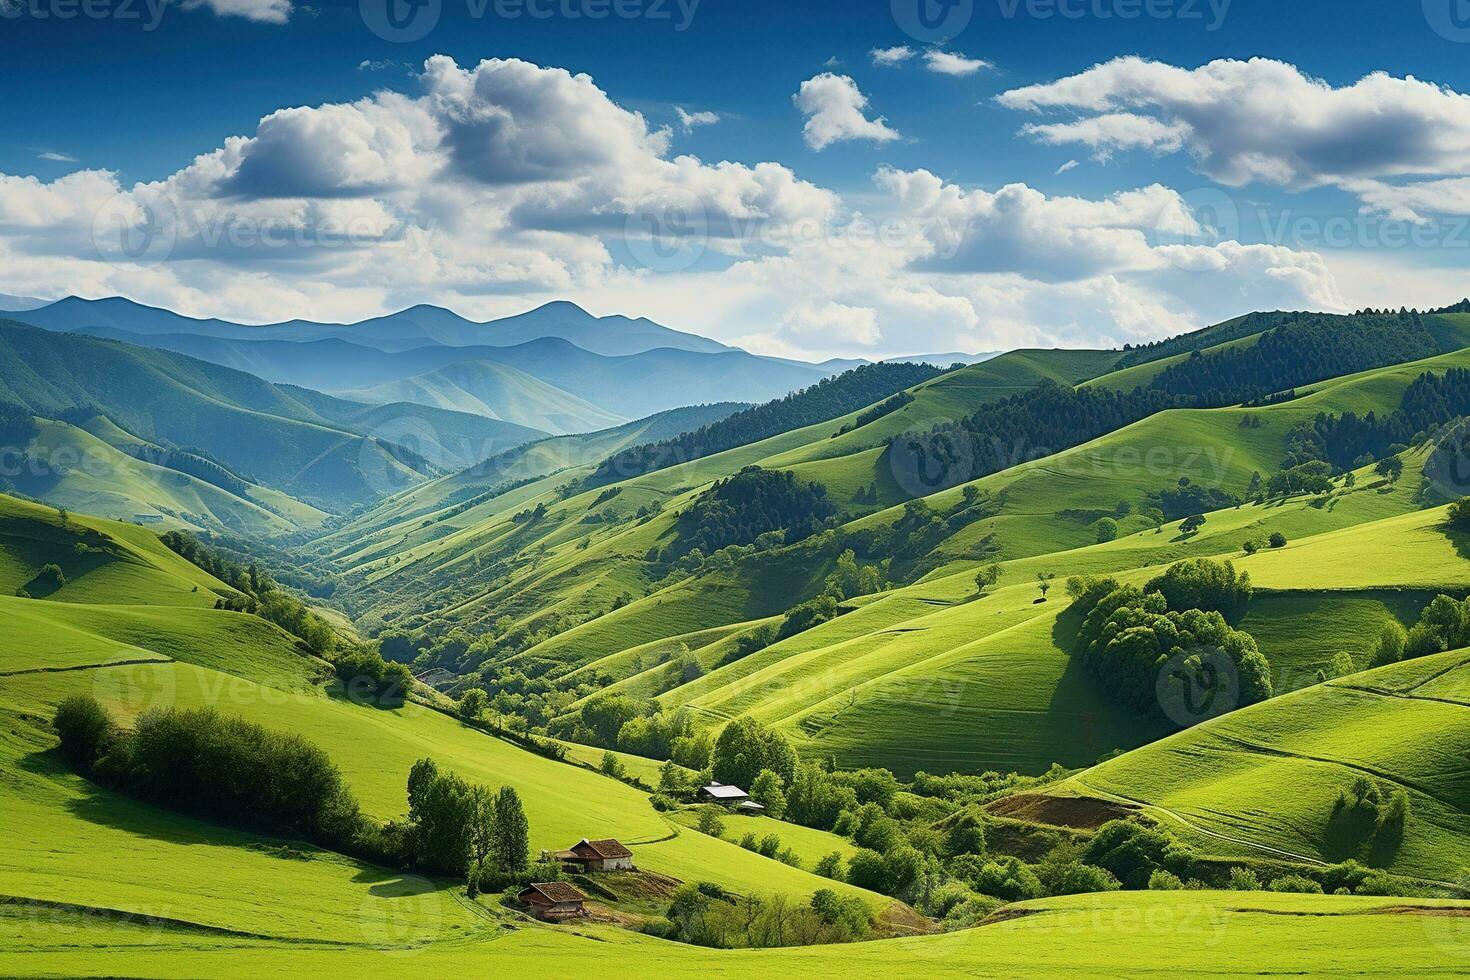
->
[987,793,1138,829]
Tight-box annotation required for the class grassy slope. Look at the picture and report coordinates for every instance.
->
[10,417,317,536]
[332,358,626,435]
[4,890,1468,978]
[1051,647,1470,881]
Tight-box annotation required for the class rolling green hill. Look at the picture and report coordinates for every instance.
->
[0,321,546,511]
[1037,646,1470,881]
[332,359,626,435]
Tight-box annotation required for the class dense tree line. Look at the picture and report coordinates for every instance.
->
[1146,311,1439,405]
[669,467,836,560]
[888,314,1450,497]
[586,362,943,487]
[54,698,370,854]
[885,382,1193,491]
[1147,478,1241,520]
[53,698,538,890]
[834,391,914,436]
[1113,311,1296,370]
[1284,368,1470,472]
[159,531,336,653]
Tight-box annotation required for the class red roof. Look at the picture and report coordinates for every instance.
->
[571,838,633,859]
[519,881,587,904]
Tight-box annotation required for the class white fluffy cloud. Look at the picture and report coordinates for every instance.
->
[794,74,900,151]
[871,46,915,67]
[923,50,991,77]
[188,0,292,23]
[0,56,1351,359]
[999,57,1470,220]
[676,108,721,131]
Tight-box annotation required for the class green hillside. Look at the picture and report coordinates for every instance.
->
[0,321,545,511]
[1039,646,1470,881]
[333,359,627,435]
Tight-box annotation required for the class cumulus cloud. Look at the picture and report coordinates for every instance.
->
[922,50,991,77]
[871,46,915,67]
[999,57,1470,219]
[189,0,293,23]
[676,107,721,131]
[794,74,900,151]
[0,56,1349,359]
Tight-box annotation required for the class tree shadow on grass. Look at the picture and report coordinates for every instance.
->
[1437,521,1470,562]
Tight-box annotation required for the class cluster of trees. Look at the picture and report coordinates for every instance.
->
[567,695,713,769]
[835,391,914,436]
[53,697,539,891]
[1147,311,1438,406]
[669,467,837,560]
[1283,368,1470,476]
[1148,478,1241,520]
[159,531,335,653]
[1373,593,1470,666]
[886,382,1193,492]
[1328,775,1410,859]
[333,646,414,707]
[662,883,870,948]
[396,758,531,892]
[54,698,371,855]
[1068,560,1271,722]
[587,362,943,487]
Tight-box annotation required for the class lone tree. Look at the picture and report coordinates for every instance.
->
[1179,514,1206,536]
[974,563,1001,595]
[1375,456,1403,484]
[457,689,488,723]
[1036,572,1056,600]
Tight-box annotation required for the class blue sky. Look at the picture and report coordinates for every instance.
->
[4,0,1470,357]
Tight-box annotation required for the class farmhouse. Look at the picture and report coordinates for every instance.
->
[517,881,588,921]
[553,838,635,871]
[698,782,765,812]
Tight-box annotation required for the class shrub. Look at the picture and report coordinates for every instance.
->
[52,695,116,770]
[1084,821,1193,890]
[1268,532,1287,548]
[1094,518,1120,543]
[696,805,726,837]
[1372,622,1407,666]
[1449,498,1470,528]
[1269,874,1324,894]
[1226,867,1263,891]
[1148,869,1185,890]
[1041,861,1120,896]
[334,647,412,707]
[814,851,845,880]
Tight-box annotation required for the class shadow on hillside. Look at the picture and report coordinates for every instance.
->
[355,871,449,898]
[1437,522,1470,562]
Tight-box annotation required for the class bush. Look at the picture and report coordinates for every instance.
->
[1042,861,1120,896]
[1269,874,1324,894]
[814,851,845,880]
[1094,517,1119,543]
[334,647,412,707]
[970,857,1044,902]
[1226,867,1263,891]
[696,805,726,838]
[1148,869,1185,890]
[52,695,116,770]
[1449,498,1470,529]
[1084,821,1193,890]
[1372,622,1407,667]
[1268,532,1287,548]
